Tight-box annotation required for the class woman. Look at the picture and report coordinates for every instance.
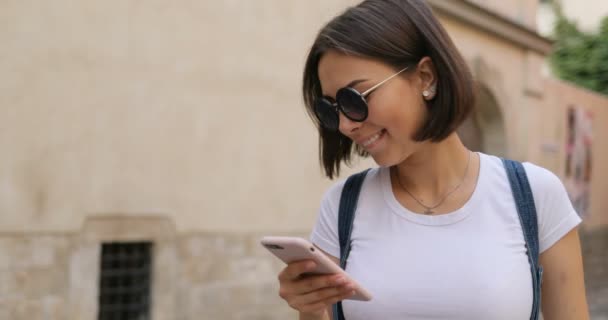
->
[277,1,589,319]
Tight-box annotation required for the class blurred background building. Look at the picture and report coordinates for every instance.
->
[0,0,606,319]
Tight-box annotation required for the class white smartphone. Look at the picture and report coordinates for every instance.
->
[260,236,372,301]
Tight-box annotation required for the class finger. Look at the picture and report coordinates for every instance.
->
[293,273,348,295]
[297,289,356,313]
[278,260,316,281]
[291,283,355,307]
[324,290,357,305]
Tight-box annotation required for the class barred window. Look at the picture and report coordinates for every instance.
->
[98,242,153,320]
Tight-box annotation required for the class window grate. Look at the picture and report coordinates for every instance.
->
[98,242,153,320]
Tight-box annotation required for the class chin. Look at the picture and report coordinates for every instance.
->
[370,153,401,168]
[369,144,415,167]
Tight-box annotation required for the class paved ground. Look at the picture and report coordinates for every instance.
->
[589,287,608,319]
[581,228,608,320]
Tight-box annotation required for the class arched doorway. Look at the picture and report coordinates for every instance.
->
[457,85,507,157]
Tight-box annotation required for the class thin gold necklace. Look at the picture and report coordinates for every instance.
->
[394,151,472,215]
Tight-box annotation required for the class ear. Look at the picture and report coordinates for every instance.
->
[415,57,438,100]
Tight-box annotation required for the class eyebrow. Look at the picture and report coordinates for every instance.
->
[346,79,368,88]
[324,79,369,97]
[323,79,369,97]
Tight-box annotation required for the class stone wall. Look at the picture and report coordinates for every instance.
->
[0,230,302,320]
[0,234,72,319]
[175,233,301,320]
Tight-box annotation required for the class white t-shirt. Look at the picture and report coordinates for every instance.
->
[310,153,581,320]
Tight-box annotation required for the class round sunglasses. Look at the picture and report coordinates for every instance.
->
[314,66,409,131]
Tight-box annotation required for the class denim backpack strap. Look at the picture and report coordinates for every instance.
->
[332,169,370,320]
[502,159,543,320]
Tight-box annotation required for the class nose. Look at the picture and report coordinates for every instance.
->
[338,112,362,135]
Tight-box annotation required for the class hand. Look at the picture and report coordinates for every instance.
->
[277,259,357,318]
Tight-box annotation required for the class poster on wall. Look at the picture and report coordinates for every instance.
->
[564,106,593,219]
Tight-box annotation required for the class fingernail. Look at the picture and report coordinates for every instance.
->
[334,276,345,284]
[307,262,316,269]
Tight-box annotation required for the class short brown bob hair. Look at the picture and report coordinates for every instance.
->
[303,0,475,179]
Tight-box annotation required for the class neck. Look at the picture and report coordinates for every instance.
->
[393,134,471,198]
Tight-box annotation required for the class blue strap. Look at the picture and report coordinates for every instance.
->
[333,169,370,320]
[502,159,542,320]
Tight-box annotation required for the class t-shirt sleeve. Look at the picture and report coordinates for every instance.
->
[524,163,582,253]
[309,180,346,259]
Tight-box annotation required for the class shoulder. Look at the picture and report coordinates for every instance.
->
[521,161,567,203]
[480,153,565,198]
[521,161,582,252]
[481,154,581,252]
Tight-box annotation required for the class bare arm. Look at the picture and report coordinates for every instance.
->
[539,228,590,319]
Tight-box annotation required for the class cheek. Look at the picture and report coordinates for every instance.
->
[374,93,426,137]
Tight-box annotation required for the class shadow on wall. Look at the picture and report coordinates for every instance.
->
[457,84,507,158]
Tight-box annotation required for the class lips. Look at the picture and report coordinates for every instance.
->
[357,129,386,149]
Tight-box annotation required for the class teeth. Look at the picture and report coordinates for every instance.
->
[363,131,383,147]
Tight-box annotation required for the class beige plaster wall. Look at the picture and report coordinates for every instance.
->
[0,0,368,234]
[466,0,538,30]
[2,0,604,237]
[436,13,535,161]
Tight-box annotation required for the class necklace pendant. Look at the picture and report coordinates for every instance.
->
[423,209,434,215]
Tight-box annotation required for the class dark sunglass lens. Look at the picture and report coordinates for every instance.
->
[337,88,368,121]
[314,99,339,130]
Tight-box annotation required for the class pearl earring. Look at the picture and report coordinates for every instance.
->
[423,86,437,99]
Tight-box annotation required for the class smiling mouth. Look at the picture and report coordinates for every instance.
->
[361,129,386,148]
